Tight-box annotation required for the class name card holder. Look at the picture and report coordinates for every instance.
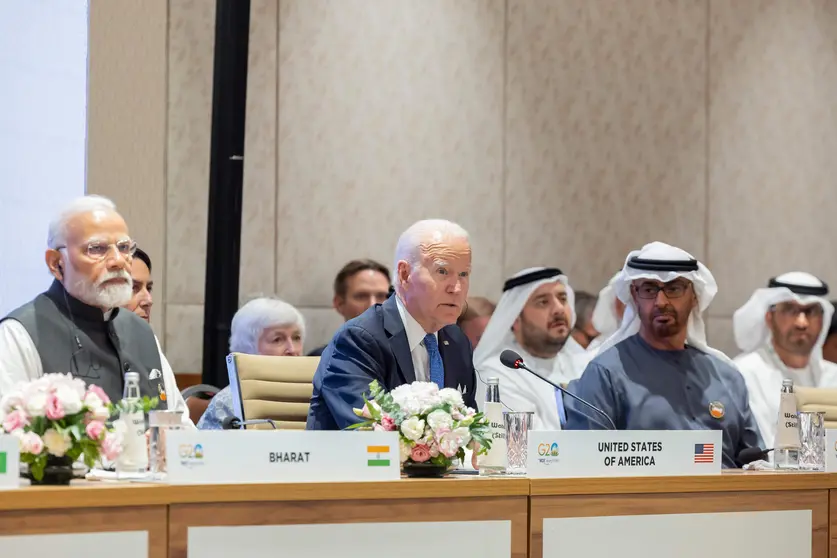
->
[165,430,400,484]
[527,430,722,478]
[0,435,19,489]
[824,430,837,472]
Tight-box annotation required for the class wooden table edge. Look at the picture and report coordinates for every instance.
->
[0,476,531,511]
[529,471,837,496]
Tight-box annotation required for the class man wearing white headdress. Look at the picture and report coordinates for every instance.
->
[564,242,762,468]
[732,272,837,445]
[585,272,625,355]
[473,267,585,430]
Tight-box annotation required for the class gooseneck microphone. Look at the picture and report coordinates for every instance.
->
[736,447,773,467]
[221,416,278,430]
[499,349,617,430]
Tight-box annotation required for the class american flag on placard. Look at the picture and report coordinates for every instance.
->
[694,443,715,463]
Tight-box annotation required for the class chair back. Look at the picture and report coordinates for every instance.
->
[180,384,220,425]
[794,386,837,429]
[227,354,319,430]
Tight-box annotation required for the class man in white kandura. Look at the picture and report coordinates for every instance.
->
[473,267,586,430]
[586,272,625,355]
[565,242,761,468]
[733,272,837,445]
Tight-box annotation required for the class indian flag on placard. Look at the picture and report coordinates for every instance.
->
[367,445,390,467]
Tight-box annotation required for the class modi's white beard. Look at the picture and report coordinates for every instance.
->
[71,270,133,309]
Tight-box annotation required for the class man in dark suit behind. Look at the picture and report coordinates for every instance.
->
[307,219,478,430]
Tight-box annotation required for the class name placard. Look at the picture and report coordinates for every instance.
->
[824,430,837,472]
[0,436,20,489]
[527,430,722,478]
[164,430,400,484]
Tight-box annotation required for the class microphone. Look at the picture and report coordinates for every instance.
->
[221,416,278,430]
[500,349,617,430]
[737,447,773,467]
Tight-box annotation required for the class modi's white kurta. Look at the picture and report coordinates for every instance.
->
[476,340,563,431]
[734,346,837,445]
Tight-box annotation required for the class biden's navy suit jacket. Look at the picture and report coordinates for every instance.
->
[306,295,479,430]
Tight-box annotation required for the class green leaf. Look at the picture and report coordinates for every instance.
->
[29,455,46,482]
[68,424,83,441]
[30,416,46,435]
[107,395,159,416]
[66,446,82,462]
[82,443,99,469]
[344,421,374,431]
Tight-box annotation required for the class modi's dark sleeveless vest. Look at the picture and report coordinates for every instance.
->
[3,280,165,406]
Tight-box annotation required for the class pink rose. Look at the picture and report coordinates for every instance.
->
[86,384,110,405]
[85,420,106,441]
[380,414,396,431]
[2,409,29,433]
[20,432,44,455]
[410,443,431,463]
[428,442,441,458]
[45,394,65,420]
[100,432,121,461]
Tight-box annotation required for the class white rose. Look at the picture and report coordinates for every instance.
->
[398,439,411,464]
[83,391,104,410]
[419,395,442,414]
[400,417,425,441]
[453,426,472,447]
[439,388,464,408]
[391,384,414,406]
[92,404,111,421]
[42,428,72,457]
[25,391,48,418]
[1,388,24,413]
[55,385,83,415]
[426,409,453,433]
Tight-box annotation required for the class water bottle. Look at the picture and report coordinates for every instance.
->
[774,378,800,470]
[116,372,148,475]
[478,377,507,476]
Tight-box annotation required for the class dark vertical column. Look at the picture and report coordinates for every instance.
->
[201,0,251,388]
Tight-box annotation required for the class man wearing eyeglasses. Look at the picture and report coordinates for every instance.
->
[564,242,762,468]
[732,272,837,446]
[0,195,192,426]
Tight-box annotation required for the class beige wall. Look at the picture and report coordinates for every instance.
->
[88,0,837,374]
[87,0,169,337]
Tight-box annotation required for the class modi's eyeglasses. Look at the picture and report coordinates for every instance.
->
[56,239,137,261]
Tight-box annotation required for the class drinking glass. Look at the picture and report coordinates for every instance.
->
[148,410,184,479]
[798,411,826,471]
[504,411,534,475]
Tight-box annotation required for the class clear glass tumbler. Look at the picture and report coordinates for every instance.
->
[504,411,534,475]
[148,410,184,479]
[798,411,826,471]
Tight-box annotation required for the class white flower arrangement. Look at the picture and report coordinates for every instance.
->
[0,373,157,483]
[350,380,491,469]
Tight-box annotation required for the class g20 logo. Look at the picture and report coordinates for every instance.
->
[538,442,559,457]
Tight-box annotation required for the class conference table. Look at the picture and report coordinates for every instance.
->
[0,471,834,557]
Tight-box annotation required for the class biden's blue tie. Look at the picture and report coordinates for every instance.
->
[424,334,445,389]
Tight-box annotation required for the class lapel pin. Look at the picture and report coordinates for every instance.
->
[443,340,449,346]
